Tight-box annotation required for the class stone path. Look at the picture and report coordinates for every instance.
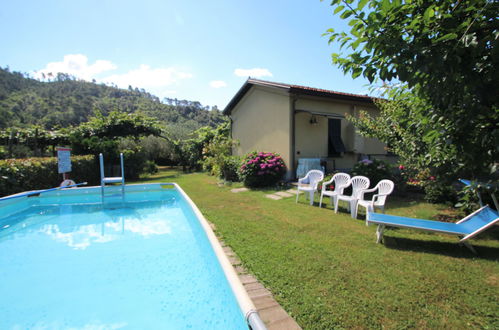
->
[266,189,301,200]
[274,191,294,198]
[231,187,249,193]
[229,186,301,201]
[222,244,302,330]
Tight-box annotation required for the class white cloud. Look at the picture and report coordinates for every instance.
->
[102,64,192,89]
[34,54,193,94]
[34,54,116,80]
[209,80,227,88]
[234,68,272,78]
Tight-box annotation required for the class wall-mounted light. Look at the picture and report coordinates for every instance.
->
[309,115,318,125]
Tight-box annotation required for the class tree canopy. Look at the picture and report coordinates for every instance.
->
[326,0,498,181]
[326,0,497,106]
[68,111,164,156]
[71,111,163,140]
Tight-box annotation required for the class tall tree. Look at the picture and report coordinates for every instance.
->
[326,0,498,180]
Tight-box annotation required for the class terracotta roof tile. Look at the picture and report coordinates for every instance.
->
[224,78,377,115]
[248,78,374,101]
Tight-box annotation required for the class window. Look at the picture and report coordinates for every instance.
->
[328,118,346,157]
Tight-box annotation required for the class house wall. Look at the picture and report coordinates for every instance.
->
[230,86,292,171]
[295,96,387,172]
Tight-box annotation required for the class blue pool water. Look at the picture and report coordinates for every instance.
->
[0,184,247,329]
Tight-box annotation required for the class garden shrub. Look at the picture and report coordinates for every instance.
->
[423,179,457,204]
[0,155,99,197]
[456,180,498,213]
[351,159,393,186]
[121,149,147,180]
[220,156,241,182]
[350,159,417,197]
[116,139,148,180]
[401,166,456,203]
[143,160,159,174]
[199,122,240,181]
[178,123,231,172]
[239,151,286,187]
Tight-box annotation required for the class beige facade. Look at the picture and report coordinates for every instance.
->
[225,79,392,179]
[230,86,292,168]
[294,96,387,171]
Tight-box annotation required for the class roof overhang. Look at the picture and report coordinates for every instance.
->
[223,78,377,116]
[294,109,345,119]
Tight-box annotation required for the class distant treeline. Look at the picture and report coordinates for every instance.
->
[0,67,226,135]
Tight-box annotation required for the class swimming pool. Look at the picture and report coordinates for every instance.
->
[0,183,264,329]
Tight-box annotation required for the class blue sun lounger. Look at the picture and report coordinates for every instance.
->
[367,205,499,253]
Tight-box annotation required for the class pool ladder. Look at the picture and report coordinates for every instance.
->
[99,153,125,199]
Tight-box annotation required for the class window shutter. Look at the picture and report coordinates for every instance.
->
[328,119,346,155]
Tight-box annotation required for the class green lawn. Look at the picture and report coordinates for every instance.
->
[133,168,499,329]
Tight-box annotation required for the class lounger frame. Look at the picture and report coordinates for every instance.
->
[367,205,499,254]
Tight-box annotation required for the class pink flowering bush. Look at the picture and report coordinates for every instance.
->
[239,151,286,187]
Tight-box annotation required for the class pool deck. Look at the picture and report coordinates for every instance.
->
[221,242,302,330]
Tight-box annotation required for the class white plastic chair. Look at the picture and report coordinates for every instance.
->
[319,173,351,208]
[334,176,370,218]
[296,170,324,205]
[355,179,394,224]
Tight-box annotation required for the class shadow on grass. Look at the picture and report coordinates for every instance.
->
[382,235,499,261]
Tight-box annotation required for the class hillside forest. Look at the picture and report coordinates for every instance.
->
[0,67,229,166]
[0,67,225,135]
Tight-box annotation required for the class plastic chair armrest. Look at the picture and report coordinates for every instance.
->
[371,193,389,203]
[321,179,332,192]
[323,177,335,185]
[334,183,349,195]
[359,187,377,200]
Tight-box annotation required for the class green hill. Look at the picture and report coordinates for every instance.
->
[0,67,225,134]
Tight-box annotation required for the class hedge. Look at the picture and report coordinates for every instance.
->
[0,155,100,197]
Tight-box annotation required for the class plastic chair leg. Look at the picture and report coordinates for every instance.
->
[319,193,323,208]
[296,190,299,203]
[309,192,314,205]
[350,200,357,218]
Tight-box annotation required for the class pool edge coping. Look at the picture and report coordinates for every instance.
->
[174,183,267,330]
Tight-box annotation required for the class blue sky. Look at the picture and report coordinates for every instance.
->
[0,0,374,109]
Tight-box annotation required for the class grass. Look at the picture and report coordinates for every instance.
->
[132,168,499,329]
